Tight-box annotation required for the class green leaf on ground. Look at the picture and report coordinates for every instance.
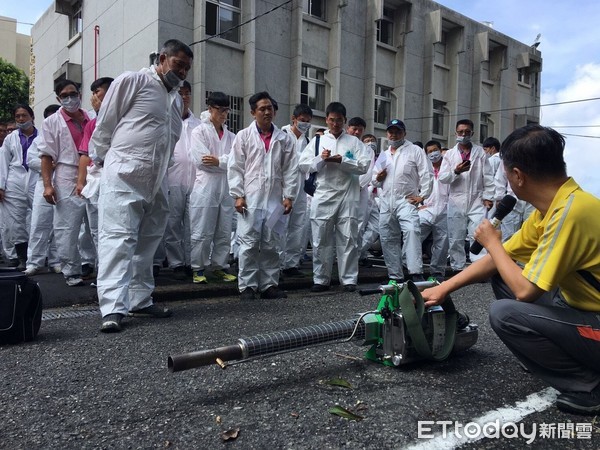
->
[328,405,364,421]
[324,377,353,389]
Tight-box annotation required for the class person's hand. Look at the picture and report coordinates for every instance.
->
[375,169,387,183]
[321,149,331,160]
[422,284,450,308]
[474,219,502,251]
[455,160,471,174]
[282,198,293,215]
[43,185,57,205]
[406,195,423,205]
[90,93,101,112]
[235,197,247,216]
[324,154,342,163]
[76,181,86,197]
[0,188,5,202]
[202,155,220,166]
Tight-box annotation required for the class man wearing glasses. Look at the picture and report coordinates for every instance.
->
[439,119,494,272]
[38,79,92,287]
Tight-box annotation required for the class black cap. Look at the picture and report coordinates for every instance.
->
[386,119,405,131]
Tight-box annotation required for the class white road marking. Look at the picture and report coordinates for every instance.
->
[405,387,559,449]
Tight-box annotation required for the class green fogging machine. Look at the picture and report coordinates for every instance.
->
[168,281,478,373]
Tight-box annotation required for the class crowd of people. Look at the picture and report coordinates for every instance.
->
[1,37,599,415]
[0,38,535,320]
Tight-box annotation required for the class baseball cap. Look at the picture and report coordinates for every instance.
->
[386,119,405,131]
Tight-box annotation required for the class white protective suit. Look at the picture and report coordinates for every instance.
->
[37,109,91,278]
[164,110,201,269]
[439,144,495,270]
[488,152,501,176]
[189,112,235,272]
[0,129,37,249]
[25,133,59,269]
[359,185,380,260]
[373,141,432,279]
[228,122,298,293]
[280,124,310,270]
[419,166,449,276]
[357,145,375,259]
[299,130,371,286]
[493,160,534,241]
[91,66,183,317]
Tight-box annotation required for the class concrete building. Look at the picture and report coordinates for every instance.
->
[0,15,31,73]
[31,0,541,146]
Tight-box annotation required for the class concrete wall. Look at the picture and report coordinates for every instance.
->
[0,16,30,74]
[31,0,541,141]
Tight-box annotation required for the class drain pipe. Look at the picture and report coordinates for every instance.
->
[94,25,100,80]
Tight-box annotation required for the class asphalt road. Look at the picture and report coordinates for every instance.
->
[1,275,598,449]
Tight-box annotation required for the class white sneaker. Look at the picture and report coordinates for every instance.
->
[66,276,84,287]
[24,266,43,276]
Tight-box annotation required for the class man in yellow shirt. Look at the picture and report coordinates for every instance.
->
[422,124,600,415]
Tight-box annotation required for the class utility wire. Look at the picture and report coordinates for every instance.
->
[561,133,600,139]
[0,17,34,26]
[188,0,294,47]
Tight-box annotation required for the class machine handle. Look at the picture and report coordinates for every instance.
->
[359,281,437,296]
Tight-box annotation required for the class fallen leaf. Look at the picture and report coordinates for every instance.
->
[221,428,240,441]
[216,416,222,424]
[324,377,353,389]
[290,412,299,419]
[328,405,363,421]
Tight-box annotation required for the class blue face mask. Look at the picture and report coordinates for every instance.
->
[389,139,405,148]
[428,150,442,163]
[16,121,33,131]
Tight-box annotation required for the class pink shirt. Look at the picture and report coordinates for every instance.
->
[60,108,89,150]
[79,117,97,155]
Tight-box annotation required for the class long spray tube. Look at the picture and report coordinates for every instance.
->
[168,282,437,372]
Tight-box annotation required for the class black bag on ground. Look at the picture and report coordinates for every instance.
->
[303,134,320,196]
[0,269,43,344]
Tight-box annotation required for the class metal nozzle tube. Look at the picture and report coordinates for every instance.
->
[168,344,244,372]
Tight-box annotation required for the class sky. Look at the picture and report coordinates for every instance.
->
[2,0,599,195]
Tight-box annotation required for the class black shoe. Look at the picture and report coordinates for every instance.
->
[410,273,425,283]
[81,263,96,279]
[556,386,600,415]
[101,314,124,333]
[456,311,470,330]
[311,284,330,293]
[8,258,20,268]
[343,284,357,292]
[129,304,172,318]
[184,265,194,277]
[281,267,304,277]
[359,258,373,268]
[261,286,287,299]
[172,266,187,281]
[153,265,161,277]
[240,288,256,301]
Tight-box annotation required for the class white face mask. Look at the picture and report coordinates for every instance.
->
[16,121,33,131]
[367,142,377,153]
[428,150,442,163]
[296,121,311,133]
[456,135,472,145]
[61,96,81,113]
[389,139,405,148]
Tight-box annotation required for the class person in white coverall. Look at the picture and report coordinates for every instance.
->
[0,104,38,270]
[373,119,432,282]
[24,104,61,275]
[439,119,495,271]
[482,137,502,176]
[38,80,91,287]
[228,91,298,300]
[189,91,236,284]
[91,39,193,333]
[162,80,201,280]
[419,140,450,281]
[280,103,313,277]
[494,160,534,242]
[299,102,371,292]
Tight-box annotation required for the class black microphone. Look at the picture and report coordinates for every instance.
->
[470,195,517,255]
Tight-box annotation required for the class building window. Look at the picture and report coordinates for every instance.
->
[205,91,243,134]
[69,1,82,39]
[374,85,392,125]
[432,100,446,136]
[301,65,326,112]
[480,113,490,143]
[206,0,241,43]
[434,31,448,65]
[377,7,394,46]
[303,0,326,21]
[517,68,530,86]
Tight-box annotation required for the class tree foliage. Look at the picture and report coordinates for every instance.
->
[0,58,29,122]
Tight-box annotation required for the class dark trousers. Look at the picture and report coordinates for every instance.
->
[489,274,600,393]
